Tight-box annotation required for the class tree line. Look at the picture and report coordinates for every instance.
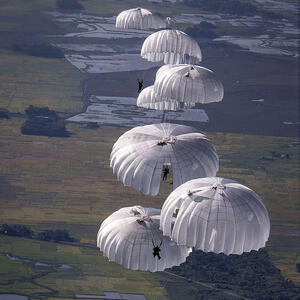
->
[0,223,76,243]
[21,105,70,137]
[170,248,300,299]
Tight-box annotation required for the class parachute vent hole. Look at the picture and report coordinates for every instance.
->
[131,209,141,216]
[212,184,226,191]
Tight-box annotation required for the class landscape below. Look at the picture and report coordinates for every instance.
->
[0,0,299,299]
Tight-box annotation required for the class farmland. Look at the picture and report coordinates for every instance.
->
[0,0,299,298]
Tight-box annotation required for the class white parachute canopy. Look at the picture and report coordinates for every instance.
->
[110,123,219,196]
[137,85,184,111]
[116,7,166,30]
[150,64,224,109]
[97,206,191,272]
[160,177,270,255]
[141,29,202,64]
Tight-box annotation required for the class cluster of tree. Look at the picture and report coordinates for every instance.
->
[185,21,217,39]
[21,105,69,137]
[0,108,10,119]
[12,43,64,59]
[0,224,76,243]
[170,249,300,299]
[86,122,100,129]
[56,0,84,10]
[0,224,33,238]
[36,229,76,242]
[184,0,257,16]
[25,105,57,118]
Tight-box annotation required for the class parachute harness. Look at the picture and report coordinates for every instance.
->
[157,135,177,146]
[184,66,199,79]
[187,183,226,198]
[131,208,163,260]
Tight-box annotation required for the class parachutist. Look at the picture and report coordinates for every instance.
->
[116,8,166,30]
[141,30,202,65]
[138,79,143,93]
[153,245,161,259]
[162,166,169,181]
[110,123,218,196]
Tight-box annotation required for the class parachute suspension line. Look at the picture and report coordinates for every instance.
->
[137,78,144,94]
[141,67,147,80]
[149,222,163,260]
[162,110,166,123]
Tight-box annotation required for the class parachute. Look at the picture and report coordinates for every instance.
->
[110,123,219,195]
[116,8,166,30]
[141,29,202,64]
[97,206,191,272]
[155,64,224,108]
[160,177,270,255]
[137,65,223,110]
[137,85,184,111]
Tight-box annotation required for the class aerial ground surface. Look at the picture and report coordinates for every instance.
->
[0,0,299,299]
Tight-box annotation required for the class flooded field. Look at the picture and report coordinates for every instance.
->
[48,8,299,72]
[67,95,209,127]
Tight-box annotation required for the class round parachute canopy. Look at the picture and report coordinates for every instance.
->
[116,7,166,30]
[110,123,219,196]
[160,177,270,255]
[141,29,202,64]
[137,85,184,111]
[152,64,224,107]
[97,206,191,272]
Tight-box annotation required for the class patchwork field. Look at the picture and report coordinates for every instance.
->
[0,52,84,114]
[0,117,299,284]
[0,235,170,299]
[0,0,299,298]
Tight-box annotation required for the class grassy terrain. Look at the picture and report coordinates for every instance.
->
[0,0,299,298]
[0,52,84,114]
[0,235,169,299]
[0,0,56,17]
[0,0,84,114]
[0,234,244,299]
[0,118,299,284]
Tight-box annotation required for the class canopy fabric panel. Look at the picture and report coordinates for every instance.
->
[110,123,219,195]
[160,177,270,255]
[141,29,202,64]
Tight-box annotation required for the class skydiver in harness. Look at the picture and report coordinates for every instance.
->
[152,239,162,260]
[162,165,169,181]
[138,79,143,93]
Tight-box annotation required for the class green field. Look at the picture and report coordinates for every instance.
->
[0,235,170,299]
[0,52,84,114]
[0,118,299,284]
[0,0,299,298]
